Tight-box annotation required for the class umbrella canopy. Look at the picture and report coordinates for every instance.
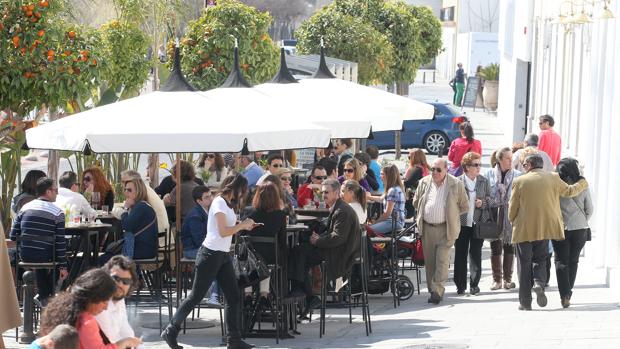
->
[25,91,332,153]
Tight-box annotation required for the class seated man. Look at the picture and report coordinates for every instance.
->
[181,186,212,259]
[55,171,96,217]
[11,177,68,305]
[296,165,327,208]
[180,185,220,305]
[96,256,142,347]
[288,179,360,316]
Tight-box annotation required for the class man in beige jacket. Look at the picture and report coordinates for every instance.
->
[509,154,588,310]
[414,158,469,304]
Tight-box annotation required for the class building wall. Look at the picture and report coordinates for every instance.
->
[498,0,620,289]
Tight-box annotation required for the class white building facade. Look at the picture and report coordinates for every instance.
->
[498,0,620,288]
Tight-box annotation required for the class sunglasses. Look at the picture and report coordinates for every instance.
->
[112,275,133,286]
[468,163,481,168]
[123,187,133,193]
[313,175,327,180]
[343,168,355,173]
[83,176,92,182]
[430,167,443,173]
[207,154,215,158]
[271,164,283,168]
[280,176,292,182]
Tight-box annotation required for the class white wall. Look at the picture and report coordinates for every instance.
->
[457,0,500,33]
[499,0,620,289]
[456,32,499,76]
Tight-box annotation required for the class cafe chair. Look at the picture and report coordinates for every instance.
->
[130,230,172,331]
[315,226,371,338]
[14,234,59,338]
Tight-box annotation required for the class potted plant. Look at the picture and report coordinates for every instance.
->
[480,63,500,111]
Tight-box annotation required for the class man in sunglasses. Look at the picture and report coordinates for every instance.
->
[96,255,141,346]
[297,165,328,208]
[256,153,285,186]
[413,158,468,304]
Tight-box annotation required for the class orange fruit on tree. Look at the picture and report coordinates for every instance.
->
[34,12,41,19]
[0,23,4,31]
[91,59,97,66]
[12,36,19,48]
[38,0,49,7]
[37,30,44,37]
[30,17,38,23]
[20,47,26,55]
[47,55,54,62]
[28,4,35,11]
[68,31,76,39]
[25,10,33,17]
[47,49,54,56]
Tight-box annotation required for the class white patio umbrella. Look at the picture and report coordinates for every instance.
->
[25,90,332,153]
[254,48,435,134]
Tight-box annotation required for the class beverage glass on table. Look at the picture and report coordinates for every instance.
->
[101,205,109,215]
[91,192,101,210]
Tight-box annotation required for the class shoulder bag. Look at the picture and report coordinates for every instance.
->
[473,206,501,240]
[105,204,157,255]
[233,235,270,288]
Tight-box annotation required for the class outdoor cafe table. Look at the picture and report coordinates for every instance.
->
[65,222,113,282]
[294,207,330,218]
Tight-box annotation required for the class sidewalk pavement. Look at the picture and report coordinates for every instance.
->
[5,245,619,349]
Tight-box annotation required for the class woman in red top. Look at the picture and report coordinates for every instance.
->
[40,269,141,349]
[448,122,482,176]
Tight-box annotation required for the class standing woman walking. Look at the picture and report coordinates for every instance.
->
[448,122,482,176]
[485,147,521,290]
[554,158,593,308]
[453,152,492,295]
[161,175,260,349]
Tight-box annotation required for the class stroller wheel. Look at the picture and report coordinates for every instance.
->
[392,276,414,301]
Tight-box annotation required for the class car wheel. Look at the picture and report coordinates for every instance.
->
[423,131,449,155]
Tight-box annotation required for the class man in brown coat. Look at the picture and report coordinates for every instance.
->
[289,178,360,316]
[413,158,469,304]
[509,154,588,310]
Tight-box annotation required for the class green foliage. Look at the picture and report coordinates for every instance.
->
[0,0,102,116]
[174,0,279,90]
[480,63,500,81]
[98,20,151,96]
[295,7,394,85]
[297,0,442,86]
[411,5,442,66]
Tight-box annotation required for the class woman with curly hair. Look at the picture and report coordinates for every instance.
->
[81,167,114,209]
[40,268,141,349]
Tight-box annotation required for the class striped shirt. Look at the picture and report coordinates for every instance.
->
[424,179,448,224]
[10,199,67,266]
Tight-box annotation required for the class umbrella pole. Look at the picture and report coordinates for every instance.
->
[175,153,182,309]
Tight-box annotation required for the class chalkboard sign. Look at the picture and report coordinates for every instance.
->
[462,77,482,109]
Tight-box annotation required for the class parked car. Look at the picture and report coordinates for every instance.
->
[366,102,467,154]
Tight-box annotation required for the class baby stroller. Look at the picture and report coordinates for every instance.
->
[366,216,415,306]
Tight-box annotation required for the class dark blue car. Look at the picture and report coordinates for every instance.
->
[367,102,467,154]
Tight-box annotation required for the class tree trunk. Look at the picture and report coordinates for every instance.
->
[46,111,61,180]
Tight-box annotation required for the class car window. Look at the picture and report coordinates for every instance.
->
[445,105,460,116]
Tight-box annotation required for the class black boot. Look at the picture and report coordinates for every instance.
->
[227,337,255,349]
[161,324,183,349]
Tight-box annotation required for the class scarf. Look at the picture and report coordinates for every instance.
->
[494,165,514,205]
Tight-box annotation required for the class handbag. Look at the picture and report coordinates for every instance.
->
[473,207,501,240]
[104,212,157,255]
[412,237,425,266]
[233,236,270,288]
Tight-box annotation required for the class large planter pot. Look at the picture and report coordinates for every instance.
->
[483,80,499,111]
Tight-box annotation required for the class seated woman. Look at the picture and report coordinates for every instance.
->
[12,170,46,215]
[120,177,158,260]
[198,153,229,189]
[368,164,406,234]
[82,167,114,209]
[337,158,371,192]
[246,182,287,301]
[274,167,298,209]
[341,180,367,225]
[40,268,141,349]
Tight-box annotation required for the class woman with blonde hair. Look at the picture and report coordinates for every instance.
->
[341,180,368,224]
[368,164,406,234]
[338,158,371,192]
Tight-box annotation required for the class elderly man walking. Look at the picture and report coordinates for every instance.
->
[509,154,588,310]
[413,158,468,304]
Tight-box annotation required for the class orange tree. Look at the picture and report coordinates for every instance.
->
[173,0,279,90]
[0,0,102,231]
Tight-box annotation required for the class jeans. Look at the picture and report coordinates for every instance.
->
[370,218,404,235]
[516,240,549,306]
[453,225,483,291]
[184,248,220,301]
[122,231,135,258]
[552,229,587,299]
[171,247,241,339]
